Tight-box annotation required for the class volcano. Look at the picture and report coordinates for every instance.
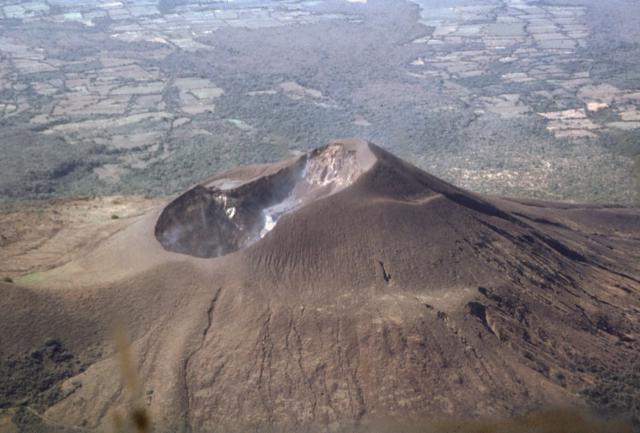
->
[1,139,639,433]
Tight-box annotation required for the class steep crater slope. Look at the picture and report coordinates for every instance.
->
[155,141,374,257]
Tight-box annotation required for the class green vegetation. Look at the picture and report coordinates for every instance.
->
[0,339,85,411]
[582,360,640,432]
[15,272,46,285]
[0,0,639,205]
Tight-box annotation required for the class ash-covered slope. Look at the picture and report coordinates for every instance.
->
[155,141,375,258]
[1,139,639,433]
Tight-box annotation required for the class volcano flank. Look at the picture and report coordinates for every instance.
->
[1,139,639,433]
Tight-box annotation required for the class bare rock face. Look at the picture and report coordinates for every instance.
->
[1,139,639,433]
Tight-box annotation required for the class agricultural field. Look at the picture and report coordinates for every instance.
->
[0,0,639,204]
